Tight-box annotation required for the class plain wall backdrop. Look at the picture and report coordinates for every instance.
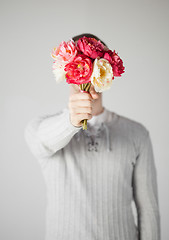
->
[1,0,169,239]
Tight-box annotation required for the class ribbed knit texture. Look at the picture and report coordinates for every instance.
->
[24,106,161,240]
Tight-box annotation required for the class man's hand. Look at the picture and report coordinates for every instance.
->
[68,91,94,127]
[68,84,100,128]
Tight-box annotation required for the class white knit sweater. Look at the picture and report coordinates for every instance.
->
[24,106,161,240]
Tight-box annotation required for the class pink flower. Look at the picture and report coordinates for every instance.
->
[103,50,125,77]
[51,39,77,67]
[64,54,93,84]
[77,36,105,59]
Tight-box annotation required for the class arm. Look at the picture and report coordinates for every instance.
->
[24,107,82,162]
[24,91,93,167]
[132,131,161,240]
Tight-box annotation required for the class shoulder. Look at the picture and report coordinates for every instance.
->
[116,112,149,137]
[25,107,68,132]
[108,110,150,154]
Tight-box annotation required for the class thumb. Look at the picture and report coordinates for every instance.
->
[89,85,99,100]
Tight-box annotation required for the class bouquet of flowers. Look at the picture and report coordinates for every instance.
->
[51,36,125,130]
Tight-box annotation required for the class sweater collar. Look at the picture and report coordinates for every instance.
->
[64,106,118,152]
[84,107,118,152]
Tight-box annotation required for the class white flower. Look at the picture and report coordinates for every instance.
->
[52,65,66,83]
[90,58,113,92]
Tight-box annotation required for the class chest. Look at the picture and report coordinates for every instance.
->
[63,128,137,183]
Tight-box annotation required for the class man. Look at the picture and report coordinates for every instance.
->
[24,33,161,240]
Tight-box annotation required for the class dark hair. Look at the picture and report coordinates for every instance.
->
[72,33,108,48]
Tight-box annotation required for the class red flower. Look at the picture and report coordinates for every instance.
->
[104,50,125,77]
[77,36,105,59]
[64,54,93,84]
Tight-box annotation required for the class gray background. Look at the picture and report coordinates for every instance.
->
[1,0,169,239]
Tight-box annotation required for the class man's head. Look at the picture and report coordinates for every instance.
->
[69,33,107,100]
[72,33,108,48]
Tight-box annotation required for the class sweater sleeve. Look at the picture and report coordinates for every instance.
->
[132,131,161,240]
[24,107,82,165]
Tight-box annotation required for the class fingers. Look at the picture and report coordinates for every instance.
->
[70,112,92,128]
[70,92,93,102]
[69,106,93,114]
[76,113,92,122]
[69,92,93,108]
[69,100,93,108]
[68,91,93,127]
